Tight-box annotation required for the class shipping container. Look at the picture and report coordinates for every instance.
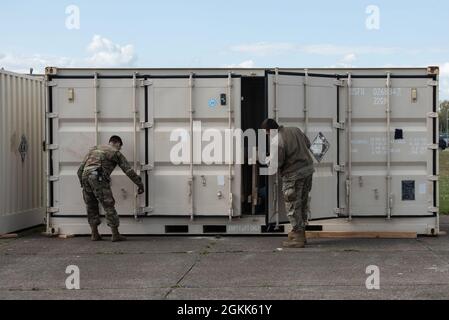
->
[0,70,46,234]
[44,66,440,236]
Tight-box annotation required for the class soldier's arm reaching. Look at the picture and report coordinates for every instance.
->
[116,151,145,193]
[276,134,286,169]
[265,133,285,173]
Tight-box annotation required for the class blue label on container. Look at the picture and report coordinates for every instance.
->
[208,98,217,108]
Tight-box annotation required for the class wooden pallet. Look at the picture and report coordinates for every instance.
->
[0,234,18,239]
[306,231,417,239]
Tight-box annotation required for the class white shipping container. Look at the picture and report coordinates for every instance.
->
[0,70,46,234]
[44,67,440,236]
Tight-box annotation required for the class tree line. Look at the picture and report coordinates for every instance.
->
[439,100,449,134]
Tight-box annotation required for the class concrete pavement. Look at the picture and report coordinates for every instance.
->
[1,217,448,300]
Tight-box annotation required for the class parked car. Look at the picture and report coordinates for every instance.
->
[439,136,447,150]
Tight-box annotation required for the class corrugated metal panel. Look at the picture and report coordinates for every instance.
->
[0,70,46,234]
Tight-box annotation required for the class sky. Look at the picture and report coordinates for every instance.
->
[1,0,448,99]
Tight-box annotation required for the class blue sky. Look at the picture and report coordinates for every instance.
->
[1,0,448,98]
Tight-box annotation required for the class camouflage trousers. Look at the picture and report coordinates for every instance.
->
[282,174,313,232]
[82,174,120,228]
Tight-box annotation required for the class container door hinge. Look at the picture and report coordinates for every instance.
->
[334,164,346,173]
[47,207,59,214]
[141,164,154,172]
[46,112,59,119]
[140,122,153,129]
[427,80,438,87]
[140,80,152,87]
[139,207,154,215]
[334,207,345,215]
[427,112,438,119]
[334,79,345,87]
[46,81,57,87]
[428,144,438,150]
[333,121,345,130]
[46,144,59,150]
[428,207,438,213]
[428,175,439,182]
[47,176,59,182]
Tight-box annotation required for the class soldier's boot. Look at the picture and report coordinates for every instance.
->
[90,225,102,241]
[288,230,307,244]
[111,227,127,242]
[283,230,306,248]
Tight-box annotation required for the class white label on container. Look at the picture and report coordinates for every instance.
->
[227,224,260,233]
[419,183,427,195]
[217,175,225,186]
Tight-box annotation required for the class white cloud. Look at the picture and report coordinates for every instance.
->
[225,60,256,68]
[0,53,75,74]
[229,43,295,56]
[229,42,446,57]
[0,35,137,73]
[342,53,357,63]
[301,44,399,55]
[442,79,449,97]
[85,35,136,67]
[441,62,449,77]
[440,64,449,100]
[327,53,358,68]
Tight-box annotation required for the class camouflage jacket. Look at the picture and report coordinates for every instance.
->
[269,126,315,179]
[77,145,143,187]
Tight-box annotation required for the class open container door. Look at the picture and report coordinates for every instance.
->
[266,69,340,228]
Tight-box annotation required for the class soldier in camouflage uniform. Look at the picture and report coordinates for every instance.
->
[77,136,145,242]
[262,119,314,248]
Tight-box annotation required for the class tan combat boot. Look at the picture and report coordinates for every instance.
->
[288,230,307,244]
[111,227,127,242]
[90,225,102,241]
[283,230,306,248]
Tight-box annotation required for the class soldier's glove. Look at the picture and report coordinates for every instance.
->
[138,185,145,195]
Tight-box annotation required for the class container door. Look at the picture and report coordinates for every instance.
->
[266,71,340,227]
[143,76,242,217]
[339,75,437,218]
[49,76,146,218]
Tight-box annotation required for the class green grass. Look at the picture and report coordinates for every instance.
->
[439,150,449,215]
